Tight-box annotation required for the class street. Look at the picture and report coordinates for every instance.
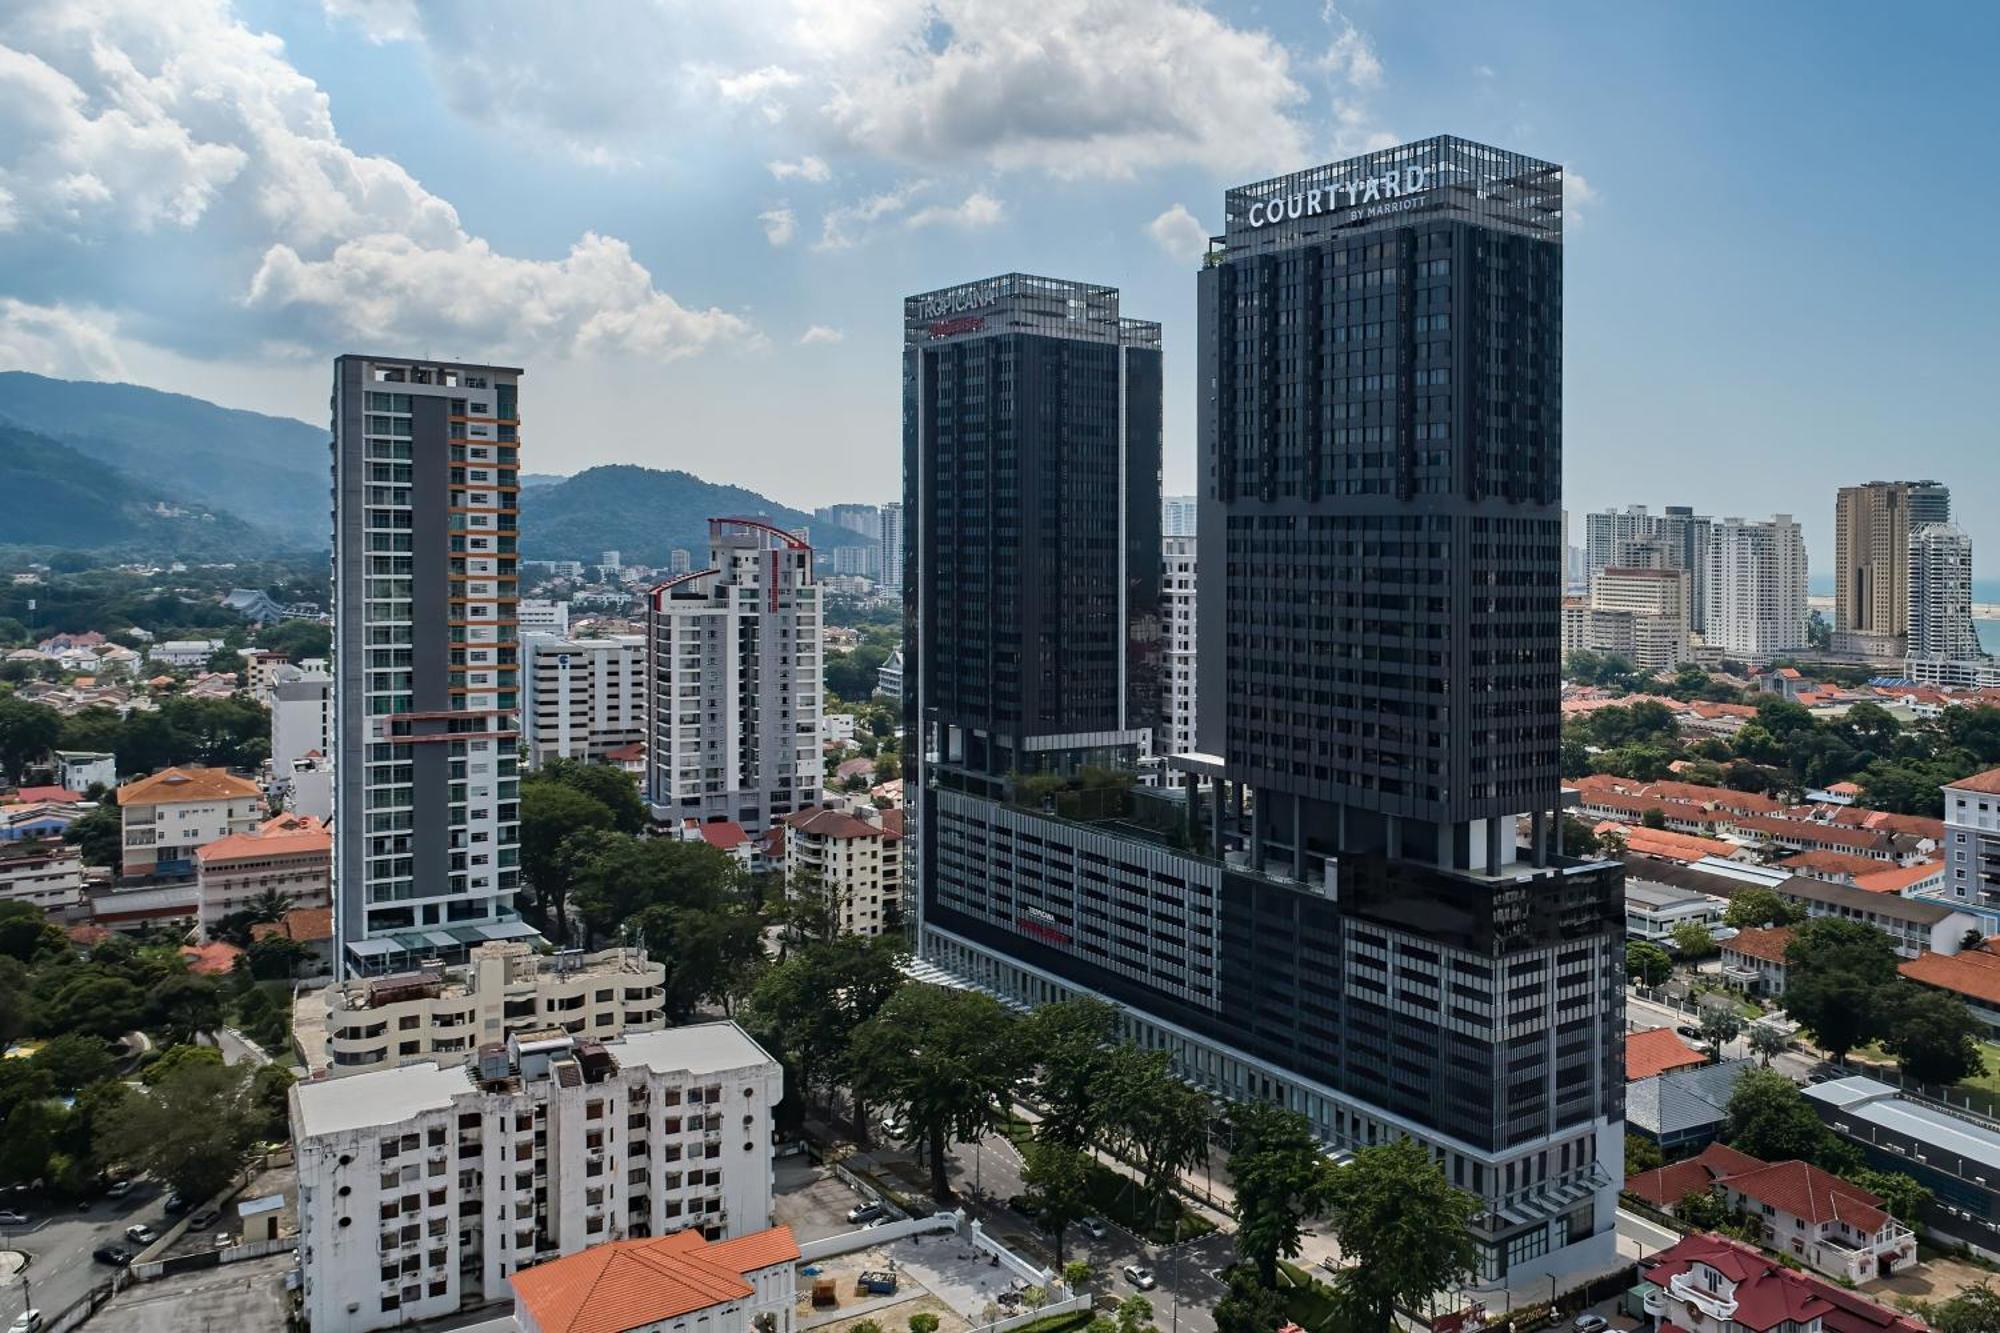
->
[1624,990,1819,1082]
[0,1181,176,1326]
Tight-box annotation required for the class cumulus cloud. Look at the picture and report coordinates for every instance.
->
[716,64,803,102]
[0,0,754,362]
[906,190,1004,231]
[813,180,929,251]
[759,206,798,246]
[1564,168,1600,228]
[0,298,127,378]
[768,155,831,183]
[799,325,844,345]
[1144,203,1209,264]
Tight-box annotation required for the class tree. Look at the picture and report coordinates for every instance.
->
[0,695,62,783]
[1726,1068,1832,1163]
[1724,888,1799,930]
[1104,1047,1209,1230]
[1059,1262,1092,1293]
[1021,1138,1094,1262]
[142,1043,225,1085]
[1212,1269,1289,1333]
[244,887,296,925]
[1625,1135,1663,1174]
[1697,1006,1743,1062]
[538,758,649,833]
[1626,941,1673,987]
[63,801,124,875]
[0,901,65,963]
[246,934,312,981]
[1029,996,1122,1149]
[1230,1101,1338,1288]
[1113,1295,1156,1333]
[250,1064,297,1139]
[1917,1283,2000,1333]
[1783,918,1898,1063]
[31,1032,117,1094]
[1641,807,1669,830]
[1878,983,1987,1085]
[148,973,224,1046]
[847,984,1025,1201]
[41,973,146,1040]
[99,1054,260,1203]
[748,933,905,1136]
[1747,1024,1789,1066]
[1321,1137,1479,1332]
[1671,921,1718,959]
[910,1315,942,1333]
[0,1098,65,1186]
[1849,1169,1930,1229]
[518,779,617,939]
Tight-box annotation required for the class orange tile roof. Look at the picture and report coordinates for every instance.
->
[1901,942,2000,1008]
[1732,815,1895,855]
[1626,1026,1708,1082]
[1614,824,1740,864]
[117,765,263,808]
[1722,926,1795,966]
[1721,1160,1890,1234]
[197,813,330,864]
[9,786,82,804]
[1948,767,2000,797]
[510,1225,799,1333]
[1779,849,1899,879]
[251,907,334,944]
[1851,861,1942,895]
[181,940,243,976]
[1624,1142,1767,1208]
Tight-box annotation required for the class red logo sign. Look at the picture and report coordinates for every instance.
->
[928,316,984,338]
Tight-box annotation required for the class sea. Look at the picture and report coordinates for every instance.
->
[1810,574,2000,658]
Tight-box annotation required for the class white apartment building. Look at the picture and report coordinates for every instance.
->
[150,639,221,669]
[294,942,667,1076]
[644,521,822,837]
[195,813,332,940]
[117,766,265,881]
[1706,514,1808,660]
[0,839,84,910]
[1161,494,1198,539]
[877,502,904,594]
[522,633,646,768]
[520,599,571,637]
[1943,767,2000,919]
[292,1023,781,1333]
[331,356,526,972]
[271,667,333,775]
[1161,536,1197,755]
[53,750,116,793]
[779,805,903,938]
[1908,522,1982,662]
[1587,566,1689,671]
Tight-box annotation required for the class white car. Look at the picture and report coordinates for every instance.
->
[1122,1266,1157,1291]
[9,1311,44,1333]
[104,1181,134,1199]
[1079,1217,1108,1239]
[1572,1316,1608,1333]
[124,1223,157,1246]
[0,1210,29,1227]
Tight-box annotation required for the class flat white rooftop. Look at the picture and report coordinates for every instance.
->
[611,1022,776,1078]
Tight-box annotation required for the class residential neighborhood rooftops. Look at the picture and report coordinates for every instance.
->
[1721,1159,1889,1235]
[1641,1233,1923,1333]
[1626,1026,1708,1082]
[196,813,330,863]
[782,806,900,840]
[1611,823,1741,865]
[116,765,262,807]
[509,1225,801,1333]
[1624,1141,1765,1208]
[1899,939,2000,1008]
[1721,926,1795,966]
[1626,1059,1756,1144]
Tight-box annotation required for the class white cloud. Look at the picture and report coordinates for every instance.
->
[813,179,929,251]
[716,64,803,102]
[0,0,754,362]
[0,298,127,378]
[1564,167,1600,228]
[320,0,421,42]
[799,325,845,345]
[905,190,1004,231]
[759,206,798,246]
[768,155,831,183]
[1144,203,1208,264]
[1317,8,1382,89]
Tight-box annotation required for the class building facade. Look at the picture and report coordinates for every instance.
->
[522,633,646,767]
[117,766,265,880]
[1942,767,2000,915]
[1586,566,1689,671]
[519,599,570,637]
[272,669,333,776]
[644,521,823,837]
[1833,481,1948,658]
[1161,535,1198,756]
[0,839,84,910]
[910,144,1625,1286]
[1906,522,1982,664]
[330,356,526,974]
[877,502,905,595]
[195,812,332,940]
[293,1023,780,1333]
[1161,494,1199,538]
[293,941,667,1076]
[1706,515,1808,660]
[779,805,903,938]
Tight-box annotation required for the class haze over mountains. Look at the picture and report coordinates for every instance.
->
[0,374,843,563]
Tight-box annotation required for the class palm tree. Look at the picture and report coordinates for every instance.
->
[1697,1006,1744,1062]
[1747,1022,1789,1066]
[246,888,297,925]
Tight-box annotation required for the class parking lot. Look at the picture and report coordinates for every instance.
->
[0,1182,179,1327]
[85,1251,293,1333]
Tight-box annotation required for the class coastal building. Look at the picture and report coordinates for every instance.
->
[1707,516,1809,660]
[1906,522,1983,664]
[1832,480,1949,659]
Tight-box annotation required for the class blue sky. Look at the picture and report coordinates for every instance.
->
[0,1,1993,567]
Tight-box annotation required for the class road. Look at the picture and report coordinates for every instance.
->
[942,1127,1233,1333]
[0,1181,176,1326]
[1624,991,1820,1082]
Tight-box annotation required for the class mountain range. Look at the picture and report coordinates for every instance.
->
[0,373,857,563]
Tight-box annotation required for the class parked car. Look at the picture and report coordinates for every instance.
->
[1079,1216,1108,1240]
[213,1233,233,1249]
[845,1201,886,1225]
[1006,1194,1041,1218]
[1122,1266,1157,1291]
[189,1210,219,1230]
[124,1223,157,1245]
[1674,1025,1702,1041]
[1572,1316,1608,1333]
[104,1180,134,1199]
[8,1311,43,1333]
[0,1210,28,1227]
[93,1245,133,1267]
[163,1191,188,1215]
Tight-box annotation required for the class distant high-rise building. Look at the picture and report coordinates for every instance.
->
[1586,567,1690,671]
[330,356,527,975]
[1707,514,1809,659]
[878,501,905,594]
[831,545,880,579]
[521,633,646,767]
[1160,536,1197,755]
[1161,495,1198,538]
[1580,505,1712,636]
[1584,505,1656,576]
[814,503,883,539]
[601,549,621,569]
[669,548,692,576]
[644,520,823,836]
[518,597,569,637]
[1907,523,1982,662]
[1658,507,1714,638]
[1833,481,1945,658]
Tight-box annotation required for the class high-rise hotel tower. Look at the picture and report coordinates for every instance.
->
[331,357,532,975]
[911,142,1623,1286]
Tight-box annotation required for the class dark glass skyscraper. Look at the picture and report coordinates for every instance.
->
[912,143,1623,1289]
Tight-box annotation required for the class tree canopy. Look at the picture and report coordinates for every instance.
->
[1322,1137,1479,1331]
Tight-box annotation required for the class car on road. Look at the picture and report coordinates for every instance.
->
[163,1191,188,1214]
[0,1210,28,1227]
[8,1311,43,1333]
[189,1210,219,1230]
[1006,1194,1041,1218]
[213,1233,233,1249]
[1674,1025,1702,1041]
[1079,1216,1108,1239]
[1122,1266,1157,1291]
[124,1223,157,1245]
[845,1201,886,1225]
[93,1245,133,1267]
[1572,1316,1608,1333]
[105,1180,134,1199]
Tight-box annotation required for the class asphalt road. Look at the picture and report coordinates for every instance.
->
[0,1181,176,1325]
[941,1127,1233,1333]
[1624,990,1820,1082]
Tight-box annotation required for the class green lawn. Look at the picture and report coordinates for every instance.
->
[1003,1313,1094,1333]
[1276,1262,1344,1333]
[1957,1043,2000,1095]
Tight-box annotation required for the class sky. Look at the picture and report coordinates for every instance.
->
[0,1,1994,569]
